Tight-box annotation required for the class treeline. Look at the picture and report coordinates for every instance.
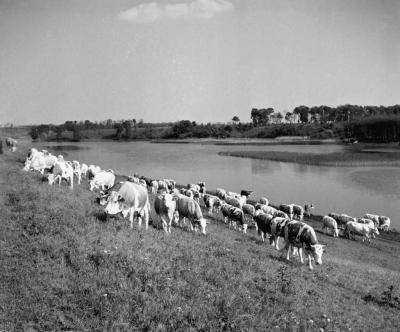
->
[251,104,400,126]
[344,116,400,143]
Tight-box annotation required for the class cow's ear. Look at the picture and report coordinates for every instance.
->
[118,196,125,202]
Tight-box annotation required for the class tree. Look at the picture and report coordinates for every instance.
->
[250,108,274,126]
[232,116,240,125]
[114,123,124,139]
[122,120,133,138]
[293,105,309,123]
[285,112,295,124]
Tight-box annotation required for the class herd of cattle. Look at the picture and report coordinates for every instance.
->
[21,147,391,270]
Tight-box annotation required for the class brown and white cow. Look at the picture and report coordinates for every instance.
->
[282,221,326,270]
[254,211,274,242]
[322,216,339,237]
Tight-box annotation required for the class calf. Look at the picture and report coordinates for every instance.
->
[254,212,274,242]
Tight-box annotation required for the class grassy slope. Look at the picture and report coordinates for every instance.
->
[1,151,400,331]
[218,150,400,167]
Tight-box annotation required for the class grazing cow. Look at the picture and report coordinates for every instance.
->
[270,217,292,250]
[255,203,277,216]
[154,193,177,234]
[339,214,356,226]
[379,216,390,232]
[224,195,243,209]
[149,180,159,194]
[221,203,247,233]
[292,204,304,221]
[242,203,256,219]
[48,161,74,189]
[103,181,150,229]
[357,218,378,238]
[71,161,82,184]
[274,210,289,219]
[344,221,379,242]
[259,197,269,206]
[203,194,221,215]
[304,204,314,217]
[5,137,17,152]
[89,170,115,191]
[24,153,57,174]
[80,163,88,179]
[322,216,339,237]
[364,213,380,227]
[254,212,274,242]
[87,165,101,179]
[27,148,40,161]
[216,188,227,200]
[175,195,207,234]
[283,221,326,270]
[279,204,294,220]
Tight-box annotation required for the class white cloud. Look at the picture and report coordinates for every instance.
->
[118,0,234,23]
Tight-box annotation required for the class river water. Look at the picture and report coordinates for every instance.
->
[38,141,400,228]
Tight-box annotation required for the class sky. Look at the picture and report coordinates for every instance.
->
[0,0,399,125]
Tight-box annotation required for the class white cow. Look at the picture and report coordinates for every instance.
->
[322,216,339,237]
[80,163,89,178]
[345,221,380,242]
[104,181,150,230]
[89,170,115,191]
[24,153,57,174]
[154,193,177,234]
[87,165,102,179]
[71,160,82,184]
[48,161,74,189]
[175,195,207,235]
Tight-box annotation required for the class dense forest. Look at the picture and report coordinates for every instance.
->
[28,104,400,143]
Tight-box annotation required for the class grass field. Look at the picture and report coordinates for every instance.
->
[218,150,400,167]
[1,150,400,331]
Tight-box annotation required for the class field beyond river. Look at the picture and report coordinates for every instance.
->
[1,149,400,331]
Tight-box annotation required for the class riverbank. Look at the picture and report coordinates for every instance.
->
[219,150,400,167]
[1,149,400,331]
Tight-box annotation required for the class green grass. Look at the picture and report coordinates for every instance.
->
[218,150,400,167]
[1,150,400,331]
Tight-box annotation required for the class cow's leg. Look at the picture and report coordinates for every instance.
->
[129,208,135,229]
[143,207,149,230]
[298,248,304,264]
[285,244,291,261]
[308,255,313,270]
[161,215,168,234]
[261,232,265,242]
[243,224,248,234]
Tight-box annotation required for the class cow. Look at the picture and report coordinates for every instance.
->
[357,218,378,238]
[292,204,304,221]
[254,212,274,242]
[329,213,355,228]
[154,193,177,234]
[282,221,326,270]
[188,183,200,192]
[279,204,294,220]
[226,191,247,207]
[80,163,89,179]
[242,203,256,220]
[103,181,150,230]
[5,137,17,152]
[224,195,243,208]
[175,195,207,235]
[163,179,176,191]
[71,160,82,184]
[87,165,102,179]
[379,216,390,232]
[304,203,314,217]
[259,197,269,206]
[149,180,159,194]
[344,221,379,242]
[24,153,57,174]
[89,170,115,191]
[270,217,292,250]
[255,203,277,216]
[221,203,247,233]
[48,161,74,189]
[158,180,169,192]
[322,216,339,237]
[203,194,221,215]
[198,184,207,200]
[274,210,289,219]
[216,188,227,200]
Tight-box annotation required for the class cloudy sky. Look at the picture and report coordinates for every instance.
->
[0,0,399,125]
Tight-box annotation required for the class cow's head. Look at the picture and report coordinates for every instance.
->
[310,244,326,265]
[104,191,124,215]
[372,227,380,237]
[198,218,207,235]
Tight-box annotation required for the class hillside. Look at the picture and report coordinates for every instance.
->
[1,150,400,331]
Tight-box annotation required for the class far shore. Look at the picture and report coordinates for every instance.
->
[218,150,400,167]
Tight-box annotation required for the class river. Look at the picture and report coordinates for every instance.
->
[38,141,400,228]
